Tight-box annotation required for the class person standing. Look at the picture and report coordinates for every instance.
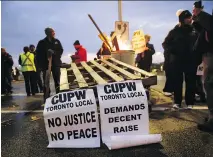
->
[192,0,213,131]
[162,10,198,109]
[36,27,63,99]
[19,46,36,96]
[71,40,87,63]
[29,44,43,93]
[1,48,14,94]
[135,34,155,72]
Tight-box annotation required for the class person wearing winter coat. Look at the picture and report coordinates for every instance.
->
[36,27,63,97]
[135,34,155,72]
[29,44,43,93]
[1,48,14,94]
[192,0,213,132]
[162,10,198,109]
[71,40,87,64]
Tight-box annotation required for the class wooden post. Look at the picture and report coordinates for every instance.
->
[118,0,122,22]
[88,14,112,51]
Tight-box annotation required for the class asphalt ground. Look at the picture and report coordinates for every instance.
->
[1,76,213,157]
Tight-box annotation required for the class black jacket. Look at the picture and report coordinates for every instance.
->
[162,24,198,67]
[193,11,213,54]
[36,37,63,70]
[135,43,155,72]
[1,53,13,72]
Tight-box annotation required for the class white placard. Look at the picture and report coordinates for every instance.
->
[43,89,100,148]
[97,80,149,146]
[197,63,204,76]
[115,21,129,41]
[109,134,162,150]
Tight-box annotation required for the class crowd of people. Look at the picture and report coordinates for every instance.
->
[161,1,213,131]
[133,1,212,131]
[2,27,88,99]
[1,0,212,131]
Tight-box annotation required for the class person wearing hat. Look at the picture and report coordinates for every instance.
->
[71,40,87,63]
[1,48,14,94]
[162,10,198,109]
[192,0,213,131]
[29,44,43,93]
[135,34,155,72]
[193,0,204,17]
[36,27,63,99]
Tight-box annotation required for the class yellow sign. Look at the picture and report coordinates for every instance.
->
[132,30,146,54]
[98,33,113,51]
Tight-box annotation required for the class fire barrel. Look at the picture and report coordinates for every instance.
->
[111,50,135,66]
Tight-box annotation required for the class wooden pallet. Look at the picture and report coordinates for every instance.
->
[60,58,157,91]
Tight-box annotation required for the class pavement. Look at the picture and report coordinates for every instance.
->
[1,76,213,157]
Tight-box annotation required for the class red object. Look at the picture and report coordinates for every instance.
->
[72,45,87,63]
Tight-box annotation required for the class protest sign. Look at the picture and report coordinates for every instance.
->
[43,89,100,148]
[97,80,149,148]
[132,30,146,54]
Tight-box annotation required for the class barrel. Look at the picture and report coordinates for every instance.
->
[111,50,135,66]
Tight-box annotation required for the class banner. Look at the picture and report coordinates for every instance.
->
[108,134,162,150]
[132,30,146,54]
[97,80,149,148]
[43,89,100,148]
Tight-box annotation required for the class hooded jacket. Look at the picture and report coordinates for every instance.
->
[72,45,87,63]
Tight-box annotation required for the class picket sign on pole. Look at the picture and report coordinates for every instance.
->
[97,80,162,150]
[43,89,100,148]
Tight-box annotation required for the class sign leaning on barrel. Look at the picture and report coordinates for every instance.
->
[97,80,149,148]
[43,89,100,148]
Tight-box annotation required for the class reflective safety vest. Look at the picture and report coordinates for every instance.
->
[20,52,36,72]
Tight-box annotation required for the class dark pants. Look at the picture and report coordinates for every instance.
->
[23,71,36,95]
[42,66,61,99]
[163,68,174,93]
[138,65,151,72]
[196,75,206,100]
[2,69,13,93]
[204,53,213,115]
[35,70,43,93]
[173,64,197,105]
